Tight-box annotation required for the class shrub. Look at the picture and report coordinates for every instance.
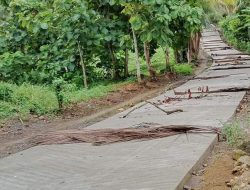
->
[173,64,193,75]
[0,82,13,102]
[151,48,168,73]
[0,101,17,120]
[222,121,245,147]
[11,84,58,115]
[219,9,250,53]
[0,82,59,120]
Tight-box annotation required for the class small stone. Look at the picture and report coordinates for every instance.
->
[233,166,243,174]
[232,164,248,175]
[240,182,246,188]
[203,163,208,167]
[229,178,238,187]
[197,169,205,176]
[232,149,247,161]
[192,171,197,176]
[39,116,45,120]
[226,182,232,187]
[183,185,191,190]
[238,156,250,167]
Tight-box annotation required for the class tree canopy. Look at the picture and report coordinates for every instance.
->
[0,0,204,85]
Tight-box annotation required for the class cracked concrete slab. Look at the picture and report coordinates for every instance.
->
[0,134,217,190]
[175,76,250,92]
[89,91,244,130]
[197,68,250,78]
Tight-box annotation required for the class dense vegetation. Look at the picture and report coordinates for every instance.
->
[204,0,250,52]
[0,0,248,121]
[219,1,250,52]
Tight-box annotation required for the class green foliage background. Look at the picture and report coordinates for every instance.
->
[4,0,249,121]
[219,7,250,53]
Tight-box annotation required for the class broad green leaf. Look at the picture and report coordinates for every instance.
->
[40,23,48,30]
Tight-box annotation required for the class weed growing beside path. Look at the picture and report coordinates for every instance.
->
[0,80,133,122]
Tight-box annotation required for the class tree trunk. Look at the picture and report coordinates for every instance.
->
[188,32,201,63]
[174,49,178,64]
[165,48,170,71]
[194,32,201,59]
[143,42,156,78]
[108,43,120,79]
[132,28,142,83]
[124,48,129,78]
[187,41,191,64]
[78,42,88,89]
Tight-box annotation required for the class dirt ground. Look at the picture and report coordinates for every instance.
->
[0,63,208,158]
[192,143,235,190]
[186,91,250,190]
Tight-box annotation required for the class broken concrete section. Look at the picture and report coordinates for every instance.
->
[89,91,245,130]
[0,134,217,190]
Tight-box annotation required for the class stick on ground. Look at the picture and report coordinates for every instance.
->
[145,100,183,115]
[121,102,147,118]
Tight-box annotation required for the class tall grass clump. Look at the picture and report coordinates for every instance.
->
[0,82,58,120]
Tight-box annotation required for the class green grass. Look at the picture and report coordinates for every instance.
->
[0,101,17,119]
[173,64,194,75]
[0,79,134,121]
[0,82,58,120]
[222,120,246,147]
[62,79,134,104]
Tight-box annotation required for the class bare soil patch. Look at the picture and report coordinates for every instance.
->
[201,144,234,190]
[186,142,234,190]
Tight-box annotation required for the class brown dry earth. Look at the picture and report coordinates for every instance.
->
[0,65,207,158]
[199,143,234,190]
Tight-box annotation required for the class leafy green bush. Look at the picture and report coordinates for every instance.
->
[0,52,35,84]
[219,7,250,53]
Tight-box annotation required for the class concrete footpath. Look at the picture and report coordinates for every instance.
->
[1,28,250,190]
